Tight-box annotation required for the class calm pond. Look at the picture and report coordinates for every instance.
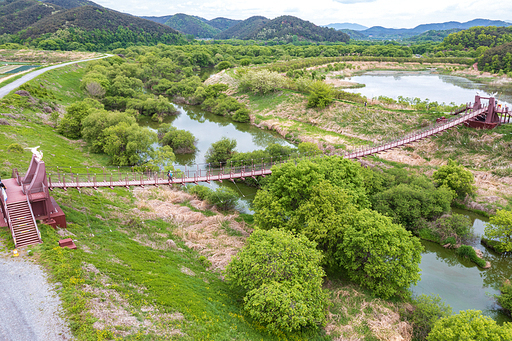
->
[346,70,512,108]
[141,73,512,321]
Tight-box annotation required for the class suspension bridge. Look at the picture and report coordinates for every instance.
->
[0,96,509,248]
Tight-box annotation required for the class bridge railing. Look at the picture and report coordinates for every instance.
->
[46,153,324,188]
[346,106,487,158]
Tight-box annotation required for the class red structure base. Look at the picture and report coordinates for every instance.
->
[58,238,76,249]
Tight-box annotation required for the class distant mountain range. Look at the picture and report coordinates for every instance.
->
[324,23,368,31]
[328,18,511,39]
[144,13,350,43]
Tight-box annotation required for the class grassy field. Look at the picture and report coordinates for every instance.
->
[0,58,415,340]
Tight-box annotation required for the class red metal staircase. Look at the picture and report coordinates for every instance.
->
[6,199,42,248]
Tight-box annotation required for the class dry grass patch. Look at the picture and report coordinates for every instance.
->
[132,187,251,271]
[325,281,412,341]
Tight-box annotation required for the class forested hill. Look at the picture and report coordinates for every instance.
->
[163,13,221,39]
[0,0,184,50]
[42,0,103,9]
[244,15,350,43]
[208,17,240,31]
[142,13,241,38]
[214,16,269,39]
[0,0,62,35]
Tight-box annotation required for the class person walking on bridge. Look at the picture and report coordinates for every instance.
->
[167,170,173,183]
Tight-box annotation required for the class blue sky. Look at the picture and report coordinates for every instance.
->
[95,0,512,28]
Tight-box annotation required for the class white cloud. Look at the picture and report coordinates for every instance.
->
[333,0,376,3]
[92,0,512,29]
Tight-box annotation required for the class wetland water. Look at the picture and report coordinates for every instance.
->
[414,210,511,323]
[141,74,512,320]
[346,71,512,107]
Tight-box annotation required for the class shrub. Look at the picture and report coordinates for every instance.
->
[205,137,237,166]
[485,209,512,252]
[307,81,334,108]
[205,187,238,211]
[238,70,286,95]
[433,159,475,200]
[58,99,104,139]
[159,125,196,154]
[216,61,232,70]
[456,245,487,267]
[7,143,23,153]
[82,111,136,153]
[401,294,452,341]
[372,180,453,230]
[187,185,211,200]
[427,310,512,341]
[224,229,327,333]
[498,280,512,315]
[232,108,250,123]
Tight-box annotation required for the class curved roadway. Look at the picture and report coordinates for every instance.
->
[0,54,112,99]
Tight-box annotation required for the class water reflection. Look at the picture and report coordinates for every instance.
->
[139,103,295,212]
[413,209,512,323]
[347,71,512,107]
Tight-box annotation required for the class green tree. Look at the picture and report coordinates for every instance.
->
[102,122,157,166]
[205,137,237,166]
[158,124,196,154]
[485,209,512,252]
[433,159,475,200]
[58,99,104,139]
[372,179,453,230]
[216,61,232,70]
[224,229,327,333]
[145,145,176,172]
[82,111,136,153]
[338,209,423,298]
[427,310,512,341]
[307,81,334,108]
[497,280,512,315]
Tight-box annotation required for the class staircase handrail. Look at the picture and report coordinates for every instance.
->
[25,192,42,242]
[0,190,16,247]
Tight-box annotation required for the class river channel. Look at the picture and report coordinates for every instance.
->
[141,71,512,322]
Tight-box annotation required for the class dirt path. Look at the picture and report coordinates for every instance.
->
[0,243,72,340]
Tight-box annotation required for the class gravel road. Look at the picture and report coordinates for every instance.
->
[0,54,112,99]
[0,245,72,341]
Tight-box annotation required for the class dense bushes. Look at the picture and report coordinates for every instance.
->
[400,294,452,341]
[307,81,334,108]
[498,280,512,316]
[237,69,287,95]
[158,124,196,154]
[372,177,453,230]
[187,185,238,210]
[427,310,512,341]
[225,229,327,333]
[485,209,512,252]
[253,157,423,298]
[205,137,237,166]
[433,159,475,200]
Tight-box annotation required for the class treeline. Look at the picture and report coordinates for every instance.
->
[440,26,512,50]
[477,42,512,74]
